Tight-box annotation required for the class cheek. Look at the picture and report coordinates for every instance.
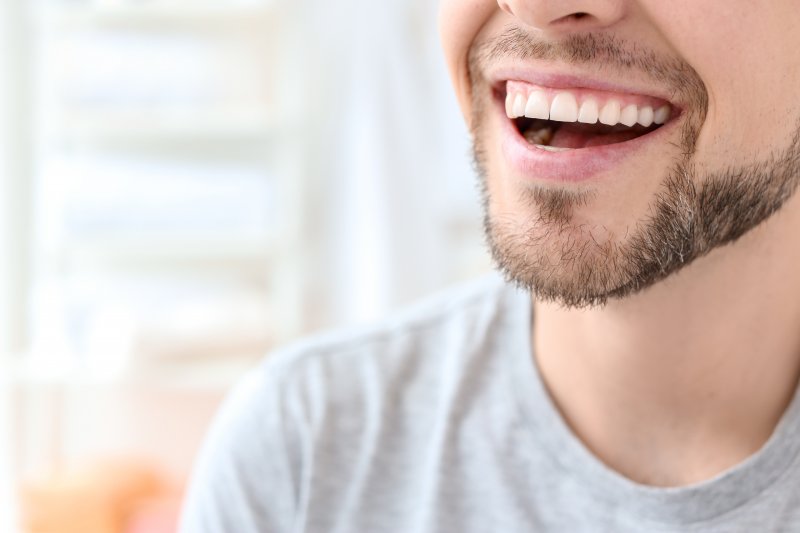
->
[439,0,499,123]
[642,1,800,165]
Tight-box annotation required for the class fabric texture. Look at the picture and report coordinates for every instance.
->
[180,273,800,532]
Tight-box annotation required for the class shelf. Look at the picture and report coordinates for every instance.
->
[42,2,279,28]
[57,109,283,145]
[11,352,265,391]
[57,237,279,269]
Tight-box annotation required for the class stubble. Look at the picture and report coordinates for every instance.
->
[470,29,800,308]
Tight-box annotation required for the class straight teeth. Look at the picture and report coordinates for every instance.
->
[506,89,671,128]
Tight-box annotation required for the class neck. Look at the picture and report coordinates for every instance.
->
[532,195,800,487]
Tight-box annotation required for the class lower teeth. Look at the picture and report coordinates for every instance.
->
[523,126,572,152]
[536,145,573,152]
[523,126,553,145]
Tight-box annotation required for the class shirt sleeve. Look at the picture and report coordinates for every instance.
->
[178,357,300,533]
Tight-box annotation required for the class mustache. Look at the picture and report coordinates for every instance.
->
[469,27,708,109]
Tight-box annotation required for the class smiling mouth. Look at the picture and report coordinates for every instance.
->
[502,81,675,151]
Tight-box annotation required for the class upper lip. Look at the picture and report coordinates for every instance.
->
[486,65,680,110]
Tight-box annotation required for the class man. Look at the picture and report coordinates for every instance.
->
[180,1,800,531]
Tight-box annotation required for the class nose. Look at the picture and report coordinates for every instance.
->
[497,0,626,34]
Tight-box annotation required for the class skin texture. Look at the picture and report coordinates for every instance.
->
[439,0,800,486]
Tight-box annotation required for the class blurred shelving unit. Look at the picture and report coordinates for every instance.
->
[44,2,278,25]
[9,1,491,527]
[30,0,307,383]
[12,1,310,506]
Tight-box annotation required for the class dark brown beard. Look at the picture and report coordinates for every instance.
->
[470,29,800,308]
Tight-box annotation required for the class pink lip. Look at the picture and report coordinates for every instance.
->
[495,89,681,184]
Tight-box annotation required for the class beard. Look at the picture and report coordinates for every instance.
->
[471,30,800,308]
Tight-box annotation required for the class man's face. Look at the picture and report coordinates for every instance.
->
[440,1,800,307]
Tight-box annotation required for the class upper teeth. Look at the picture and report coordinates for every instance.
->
[505,89,671,128]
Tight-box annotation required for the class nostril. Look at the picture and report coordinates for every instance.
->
[498,4,622,33]
[559,12,591,24]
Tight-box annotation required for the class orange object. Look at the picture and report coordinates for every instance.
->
[21,476,117,533]
[19,459,166,533]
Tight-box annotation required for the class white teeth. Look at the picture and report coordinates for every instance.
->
[637,106,654,127]
[537,145,573,152]
[549,92,579,122]
[506,86,671,129]
[654,105,671,125]
[512,94,526,118]
[505,93,515,118]
[524,91,550,120]
[619,104,639,127]
[599,100,621,126]
[578,98,599,124]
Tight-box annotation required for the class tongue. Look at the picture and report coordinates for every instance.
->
[550,122,647,149]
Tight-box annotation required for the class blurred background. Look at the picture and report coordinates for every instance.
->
[0,0,489,531]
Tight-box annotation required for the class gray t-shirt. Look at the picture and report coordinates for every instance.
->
[179,273,800,532]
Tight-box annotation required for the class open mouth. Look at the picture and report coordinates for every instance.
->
[514,117,661,151]
[502,81,675,152]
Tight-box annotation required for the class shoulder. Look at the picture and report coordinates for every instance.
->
[258,272,522,398]
[212,272,529,442]
[193,271,524,458]
[180,273,530,531]
[282,272,518,362]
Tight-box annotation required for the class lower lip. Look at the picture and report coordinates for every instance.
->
[497,95,679,184]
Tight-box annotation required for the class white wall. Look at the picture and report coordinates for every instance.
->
[0,0,32,528]
[296,0,488,330]
[0,0,34,359]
